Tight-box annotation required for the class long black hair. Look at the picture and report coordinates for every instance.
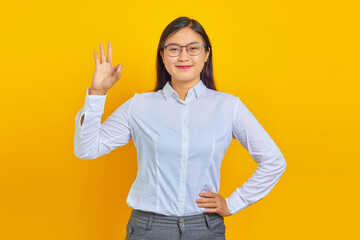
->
[155,16,216,91]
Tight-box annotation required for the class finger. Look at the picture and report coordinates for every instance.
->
[203,208,218,213]
[199,192,217,198]
[204,208,219,213]
[107,41,112,64]
[115,64,122,77]
[93,49,100,65]
[197,202,217,208]
[196,198,216,203]
[99,43,106,64]
[115,63,122,71]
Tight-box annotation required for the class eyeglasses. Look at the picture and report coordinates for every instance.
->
[163,42,204,57]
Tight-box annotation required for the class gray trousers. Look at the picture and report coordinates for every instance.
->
[125,209,226,240]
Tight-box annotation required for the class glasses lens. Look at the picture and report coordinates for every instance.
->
[167,44,181,56]
[188,43,202,55]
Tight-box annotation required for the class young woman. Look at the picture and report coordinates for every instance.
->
[74,16,286,240]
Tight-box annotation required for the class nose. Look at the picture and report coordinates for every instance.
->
[178,46,190,60]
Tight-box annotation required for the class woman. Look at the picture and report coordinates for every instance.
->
[74,16,286,240]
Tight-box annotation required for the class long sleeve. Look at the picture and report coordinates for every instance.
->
[73,88,134,160]
[225,97,287,215]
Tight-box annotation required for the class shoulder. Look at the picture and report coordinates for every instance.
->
[206,88,240,104]
[131,91,162,102]
[135,91,159,97]
[124,91,164,111]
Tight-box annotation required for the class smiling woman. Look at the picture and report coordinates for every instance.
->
[74,16,286,240]
[155,17,215,100]
[158,25,211,100]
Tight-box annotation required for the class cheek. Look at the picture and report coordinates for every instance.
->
[163,60,176,73]
[195,61,205,69]
[165,59,177,68]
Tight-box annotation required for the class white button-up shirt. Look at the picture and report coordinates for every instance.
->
[74,80,286,216]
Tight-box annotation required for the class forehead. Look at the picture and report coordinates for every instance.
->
[165,27,204,45]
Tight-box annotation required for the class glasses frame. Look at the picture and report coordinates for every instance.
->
[163,42,205,57]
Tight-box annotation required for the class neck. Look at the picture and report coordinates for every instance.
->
[170,78,200,101]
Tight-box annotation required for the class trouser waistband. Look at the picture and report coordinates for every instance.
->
[129,209,223,230]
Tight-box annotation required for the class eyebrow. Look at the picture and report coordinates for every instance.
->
[166,41,200,45]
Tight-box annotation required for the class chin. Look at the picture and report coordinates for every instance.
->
[171,74,200,81]
[172,76,196,81]
[172,78,200,84]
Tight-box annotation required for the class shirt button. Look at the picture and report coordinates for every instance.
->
[179,218,184,223]
[183,120,186,124]
[181,180,185,183]
[182,158,186,163]
[184,138,187,142]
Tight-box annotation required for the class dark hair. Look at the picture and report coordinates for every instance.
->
[155,16,216,91]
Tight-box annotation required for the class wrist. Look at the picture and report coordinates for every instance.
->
[89,88,106,95]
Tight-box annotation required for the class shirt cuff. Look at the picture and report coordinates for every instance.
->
[84,87,107,113]
[225,190,248,215]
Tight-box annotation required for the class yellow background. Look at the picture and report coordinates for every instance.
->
[1,0,359,239]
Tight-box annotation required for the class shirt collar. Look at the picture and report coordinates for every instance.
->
[162,80,208,100]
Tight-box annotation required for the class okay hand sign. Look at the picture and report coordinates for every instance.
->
[90,42,123,95]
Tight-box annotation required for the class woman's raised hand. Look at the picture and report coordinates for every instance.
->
[90,42,123,95]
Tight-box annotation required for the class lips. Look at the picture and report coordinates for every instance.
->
[176,65,193,69]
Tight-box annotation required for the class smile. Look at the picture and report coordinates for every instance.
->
[176,65,193,69]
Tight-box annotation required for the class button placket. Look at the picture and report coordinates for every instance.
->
[178,103,189,215]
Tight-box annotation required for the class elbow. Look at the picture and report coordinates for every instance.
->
[74,145,98,160]
[280,155,287,173]
[74,151,95,160]
[73,136,100,160]
[273,147,287,173]
[74,153,95,160]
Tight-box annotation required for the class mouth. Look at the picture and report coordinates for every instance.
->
[176,65,193,69]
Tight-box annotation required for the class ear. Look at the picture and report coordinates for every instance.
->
[160,50,164,62]
[205,48,210,62]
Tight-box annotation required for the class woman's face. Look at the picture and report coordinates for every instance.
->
[160,27,210,84]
